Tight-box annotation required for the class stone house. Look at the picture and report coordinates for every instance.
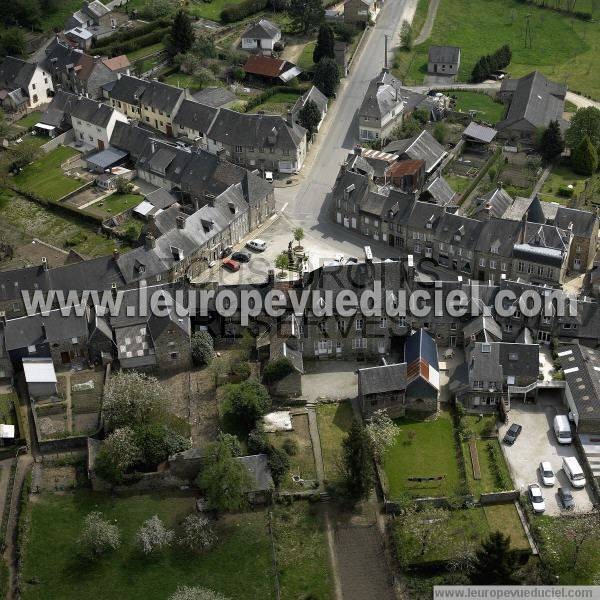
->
[358,362,407,419]
[0,56,54,113]
[291,86,328,132]
[553,206,598,274]
[344,0,381,26]
[427,46,461,78]
[172,99,219,148]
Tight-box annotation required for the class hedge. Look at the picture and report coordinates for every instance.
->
[94,27,170,57]
[262,358,295,384]
[92,18,171,49]
[221,0,268,23]
[244,85,305,112]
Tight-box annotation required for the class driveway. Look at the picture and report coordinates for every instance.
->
[499,396,594,515]
[301,361,372,402]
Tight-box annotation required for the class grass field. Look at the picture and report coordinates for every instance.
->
[128,42,165,62]
[13,146,83,202]
[445,91,506,124]
[21,492,331,600]
[249,92,301,115]
[163,73,205,90]
[394,0,600,99]
[88,193,143,218]
[316,401,354,480]
[40,0,83,31]
[297,41,317,71]
[445,174,471,194]
[187,0,248,21]
[538,163,588,204]
[0,393,17,431]
[396,504,529,564]
[13,111,43,131]
[383,410,461,499]
[0,190,128,258]
[463,439,513,496]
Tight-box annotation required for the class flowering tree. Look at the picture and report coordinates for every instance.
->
[136,515,175,555]
[178,514,217,553]
[170,587,229,600]
[365,410,399,461]
[78,512,120,559]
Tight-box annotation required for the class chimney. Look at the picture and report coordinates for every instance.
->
[41,256,48,271]
[406,254,415,282]
[354,145,362,156]
[267,269,275,285]
[216,148,226,162]
[112,249,120,261]
[286,110,293,127]
[176,215,186,229]
[205,192,215,207]
[150,140,156,154]
[145,234,155,250]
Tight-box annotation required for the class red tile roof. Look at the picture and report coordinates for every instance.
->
[102,55,131,71]
[386,159,425,178]
[244,55,285,78]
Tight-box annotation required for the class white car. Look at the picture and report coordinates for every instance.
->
[264,171,274,182]
[528,483,546,513]
[539,461,555,486]
[246,239,267,252]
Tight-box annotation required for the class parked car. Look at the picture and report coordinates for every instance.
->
[220,246,233,258]
[503,423,522,445]
[539,461,555,486]
[222,258,240,272]
[246,239,267,252]
[231,251,251,263]
[558,487,575,510]
[563,456,586,489]
[528,483,546,513]
[264,171,273,182]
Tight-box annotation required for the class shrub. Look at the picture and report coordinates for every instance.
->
[486,442,511,490]
[558,186,574,198]
[268,446,290,487]
[247,428,269,454]
[262,357,295,384]
[191,330,215,366]
[331,22,358,43]
[223,378,271,430]
[282,438,298,456]
[231,360,252,381]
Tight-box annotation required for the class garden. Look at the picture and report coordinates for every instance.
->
[444,91,506,125]
[393,0,600,99]
[316,401,355,480]
[382,410,462,499]
[538,163,595,206]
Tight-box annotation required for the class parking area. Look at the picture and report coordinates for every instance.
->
[499,395,594,515]
[300,360,371,402]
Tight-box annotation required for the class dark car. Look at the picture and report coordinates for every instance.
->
[558,487,575,510]
[220,246,233,258]
[503,423,522,445]
[231,251,251,263]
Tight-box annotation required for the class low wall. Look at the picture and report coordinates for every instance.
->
[479,490,519,504]
[41,130,74,153]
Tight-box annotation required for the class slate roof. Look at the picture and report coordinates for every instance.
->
[428,45,461,65]
[109,121,162,161]
[191,87,237,108]
[468,341,538,386]
[0,57,37,93]
[235,454,274,491]
[44,90,119,129]
[383,131,446,173]
[476,187,514,219]
[558,345,600,423]
[144,188,179,210]
[476,218,523,259]
[554,206,597,238]
[503,196,535,222]
[406,200,445,231]
[424,175,456,206]
[463,122,497,143]
[359,70,424,120]
[292,85,328,116]
[513,222,570,267]
[435,212,483,249]
[463,315,502,342]
[405,328,440,390]
[173,99,218,134]
[108,75,185,113]
[358,363,407,396]
[242,18,281,40]
[497,71,566,131]
[207,109,306,150]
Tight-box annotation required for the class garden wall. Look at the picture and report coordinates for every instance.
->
[479,490,519,504]
[41,130,74,153]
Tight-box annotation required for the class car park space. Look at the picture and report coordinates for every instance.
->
[499,395,594,515]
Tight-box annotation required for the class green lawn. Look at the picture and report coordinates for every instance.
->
[462,439,513,496]
[297,41,317,71]
[445,174,471,194]
[40,0,83,31]
[460,414,497,437]
[394,0,600,99]
[316,401,354,480]
[249,92,302,115]
[22,492,331,600]
[187,0,249,21]
[13,111,43,131]
[128,42,165,61]
[88,193,143,219]
[395,504,528,565]
[13,146,84,202]
[0,393,17,429]
[163,73,205,90]
[383,410,461,499]
[445,90,506,124]
[538,163,588,204]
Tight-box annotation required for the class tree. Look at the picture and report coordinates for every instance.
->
[392,116,421,140]
[0,28,26,57]
[571,135,598,175]
[95,427,141,483]
[274,253,290,276]
[262,357,295,384]
[433,121,449,145]
[197,440,252,511]
[78,512,120,559]
[170,587,229,600]
[115,177,133,195]
[560,511,600,570]
[4,139,42,173]
[224,378,271,430]
[167,10,194,59]
[341,420,373,500]
[297,100,322,136]
[133,423,189,470]
[397,504,450,563]
[292,227,305,247]
[313,24,335,63]
[178,514,217,553]
[192,35,217,59]
[365,410,399,461]
[210,355,231,387]
[268,446,290,487]
[191,330,215,366]
[136,515,174,555]
[539,120,564,163]
[288,0,324,34]
[566,106,600,151]
[216,431,242,457]
[139,0,174,19]
[471,531,519,584]
[313,58,340,98]
[103,371,166,431]
[400,20,413,50]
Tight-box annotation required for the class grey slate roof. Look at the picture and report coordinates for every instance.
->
[497,71,566,131]
[476,218,523,259]
[207,109,306,150]
[292,85,328,117]
[172,99,218,134]
[428,45,460,65]
[424,176,456,206]
[476,187,514,219]
[463,315,502,342]
[235,454,274,492]
[108,75,185,114]
[44,90,118,129]
[503,196,535,222]
[191,87,237,108]
[359,70,424,120]
[242,18,281,40]
[0,57,37,93]
[384,130,446,173]
[554,206,597,238]
[359,363,407,396]
[463,122,497,143]
[513,222,570,267]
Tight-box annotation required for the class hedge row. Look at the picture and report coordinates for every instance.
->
[244,85,305,112]
[221,0,269,23]
[94,27,170,58]
[92,18,171,49]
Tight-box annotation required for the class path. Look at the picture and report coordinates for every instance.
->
[306,403,325,489]
[414,0,441,45]
[63,372,73,434]
[530,165,552,199]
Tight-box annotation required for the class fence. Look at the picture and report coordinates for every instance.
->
[40,130,75,153]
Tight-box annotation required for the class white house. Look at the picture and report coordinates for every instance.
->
[0,57,54,113]
[241,19,281,54]
[291,86,328,132]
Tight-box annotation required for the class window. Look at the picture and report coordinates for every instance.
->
[355,318,363,331]
[501,262,508,271]
[248,146,254,152]
[32,94,38,103]
[32,83,36,90]
[518,261,524,272]
[414,243,421,253]
[379,317,387,328]
[318,321,327,333]
[479,258,485,267]
[473,380,483,389]
[235,145,243,153]
[489,260,496,270]
[364,217,370,224]
[450,322,457,330]
[336,319,345,331]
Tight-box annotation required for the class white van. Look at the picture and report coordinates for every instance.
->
[563,456,586,489]
[554,415,572,444]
